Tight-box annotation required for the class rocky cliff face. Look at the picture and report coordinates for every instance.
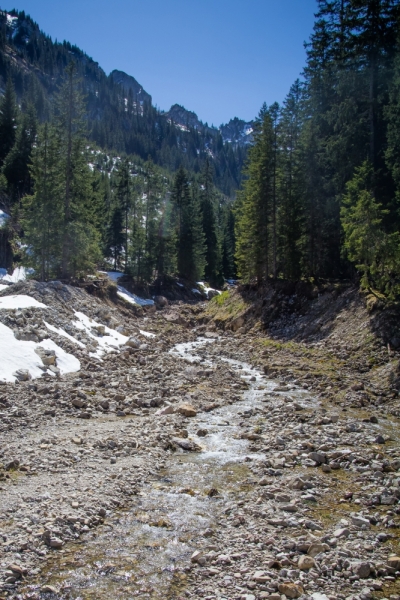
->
[110,70,152,105]
[220,117,254,147]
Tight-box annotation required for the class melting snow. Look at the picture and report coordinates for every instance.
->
[0,266,34,283]
[196,282,221,298]
[73,311,129,358]
[117,286,154,306]
[0,295,47,310]
[44,321,86,348]
[0,322,80,383]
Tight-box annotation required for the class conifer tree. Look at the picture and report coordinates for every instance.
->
[21,123,63,280]
[200,159,222,286]
[235,105,274,283]
[171,166,206,281]
[0,78,18,167]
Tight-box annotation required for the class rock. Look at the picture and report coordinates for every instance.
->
[387,556,400,570]
[35,347,56,366]
[177,403,197,417]
[305,520,323,531]
[191,550,204,563]
[72,398,86,409]
[375,434,385,444]
[196,428,208,436]
[154,295,169,308]
[8,564,27,576]
[41,585,59,594]
[125,336,141,349]
[352,515,370,528]
[309,451,327,464]
[353,562,371,578]
[172,438,201,451]
[308,542,326,557]
[333,527,350,538]
[278,582,304,598]
[298,555,316,570]
[12,368,31,381]
[156,404,175,416]
[49,537,64,549]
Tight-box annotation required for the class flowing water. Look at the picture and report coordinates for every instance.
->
[25,338,318,599]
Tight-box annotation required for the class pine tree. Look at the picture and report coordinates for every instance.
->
[171,166,206,281]
[341,160,400,296]
[235,105,274,283]
[3,104,37,201]
[116,158,131,271]
[0,78,18,167]
[21,123,63,280]
[54,63,100,279]
[200,159,222,286]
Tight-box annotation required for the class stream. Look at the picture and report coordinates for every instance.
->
[27,338,319,599]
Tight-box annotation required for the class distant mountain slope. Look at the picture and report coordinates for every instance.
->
[165,105,254,148]
[0,8,249,196]
[110,69,152,105]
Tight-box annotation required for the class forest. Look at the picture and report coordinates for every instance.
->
[1,0,400,298]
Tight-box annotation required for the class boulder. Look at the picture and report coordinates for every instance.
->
[177,403,197,417]
[298,555,315,570]
[278,583,304,599]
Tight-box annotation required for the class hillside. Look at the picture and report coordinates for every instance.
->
[0,8,246,196]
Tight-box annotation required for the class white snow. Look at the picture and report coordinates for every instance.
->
[0,322,80,383]
[0,210,10,227]
[139,329,156,338]
[73,311,129,358]
[196,281,221,298]
[0,284,9,292]
[0,295,47,310]
[117,286,155,306]
[44,321,86,348]
[0,266,34,283]
[192,288,202,295]
[99,271,155,306]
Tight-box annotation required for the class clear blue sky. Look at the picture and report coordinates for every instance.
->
[8,0,317,126]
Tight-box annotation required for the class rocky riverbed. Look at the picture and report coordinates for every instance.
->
[0,280,400,600]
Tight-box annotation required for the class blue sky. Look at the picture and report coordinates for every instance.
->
[9,0,317,126]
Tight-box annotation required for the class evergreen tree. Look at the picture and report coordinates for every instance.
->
[0,78,18,167]
[21,123,63,280]
[3,104,37,201]
[54,63,100,279]
[171,166,206,281]
[200,159,222,286]
[235,105,274,283]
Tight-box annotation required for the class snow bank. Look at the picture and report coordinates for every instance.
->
[44,321,86,349]
[196,281,221,299]
[117,286,154,307]
[0,266,34,283]
[0,295,47,310]
[0,322,80,383]
[0,284,9,292]
[99,271,155,306]
[73,311,129,358]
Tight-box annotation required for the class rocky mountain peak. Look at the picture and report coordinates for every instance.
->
[110,70,152,105]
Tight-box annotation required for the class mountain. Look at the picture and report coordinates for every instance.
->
[0,8,249,196]
[165,105,254,148]
[110,69,152,106]
[220,117,254,147]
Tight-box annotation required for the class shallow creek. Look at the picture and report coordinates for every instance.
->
[29,338,318,599]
